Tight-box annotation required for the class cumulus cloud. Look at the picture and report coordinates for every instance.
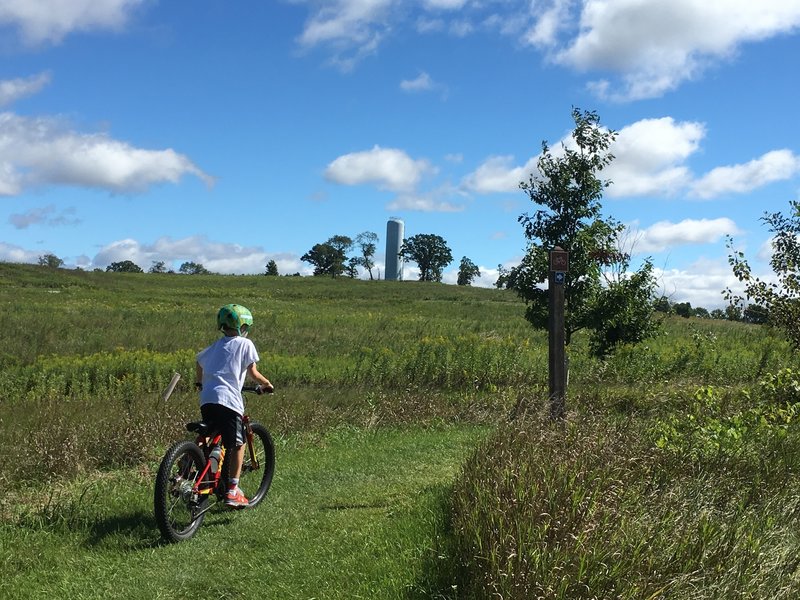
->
[605,117,705,197]
[0,112,213,196]
[0,0,146,45]
[461,117,705,196]
[632,218,740,254]
[324,145,434,192]
[461,115,798,201]
[552,0,800,100]
[92,236,309,275]
[461,154,538,194]
[655,258,748,310]
[690,149,800,199]
[0,71,51,107]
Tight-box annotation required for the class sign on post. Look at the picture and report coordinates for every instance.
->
[548,247,568,419]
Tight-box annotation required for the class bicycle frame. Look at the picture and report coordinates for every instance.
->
[189,415,260,499]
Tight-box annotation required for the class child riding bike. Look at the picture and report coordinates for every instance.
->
[195,303,273,508]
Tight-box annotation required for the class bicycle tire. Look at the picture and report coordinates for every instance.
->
[154,440,208,542]
[239,421,275,508]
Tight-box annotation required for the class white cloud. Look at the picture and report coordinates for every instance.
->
[324,145,434,192]
[0,241,43,263]
[0,0,146,45]
[0,112,213,195]
[462,116,705,196]
[632,218,740,254]
[605,117,705,197]
[0,72,51,107]
[400,71,435,92]
[386,191,464,212]
[690,149,800,199]
[523,0,572,47]
[460,116,800,201]
[296,0,394,69]
[655,258,747,309]
[461,154,538,194]
[553,0,800,100]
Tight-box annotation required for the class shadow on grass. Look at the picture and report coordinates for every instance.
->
[405,487,464,600]
[83,507,237,550]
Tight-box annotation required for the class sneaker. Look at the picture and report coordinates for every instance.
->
[225,487,249,509]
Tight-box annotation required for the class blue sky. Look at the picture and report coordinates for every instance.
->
[1,1,799,309]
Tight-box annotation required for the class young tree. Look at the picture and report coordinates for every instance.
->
[727,200,800,345]
[264,260,279,276]
[507,108,659,355]
[179,261,209,275]
[106,260,143,273]
[399,234,453,282]
[353,231,379,280]
[457,256,481,286]
[149,260,168,274]
[37,253,64,268]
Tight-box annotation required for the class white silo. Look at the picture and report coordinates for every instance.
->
[385,217,404,281]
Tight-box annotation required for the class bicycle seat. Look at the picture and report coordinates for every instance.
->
[186,421,215,435]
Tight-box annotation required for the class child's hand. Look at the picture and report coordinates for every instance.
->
[256,383,274,395]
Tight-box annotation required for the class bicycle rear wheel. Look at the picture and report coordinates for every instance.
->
[154,441,208,542]
[239,422,275,508]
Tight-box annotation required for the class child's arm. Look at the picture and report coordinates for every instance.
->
[246,362,274,392]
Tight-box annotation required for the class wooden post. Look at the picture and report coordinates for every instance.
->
[549,247,568,419]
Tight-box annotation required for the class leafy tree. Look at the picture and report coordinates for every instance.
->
[106,260,143,273]
[301,235,352,278]
[727,201,800,343]
[694,307,711,319]
[345,257,360,278]
[673,302,693,318]
[586,260,659,357]
[506,107,659,355]
[710,308,726,320]
[264,260,279,276]
[399,234,453,282]
[653,296,672,313]
[179,261,209,275]
[725,303,743,322]
[457,256,481,286]
[353,231,379,280]
[149,260,168,274]
[37,253,64,268]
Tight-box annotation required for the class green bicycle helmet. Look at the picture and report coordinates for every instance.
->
[217,304,253,336]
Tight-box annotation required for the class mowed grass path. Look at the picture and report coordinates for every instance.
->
[1,425,486,600]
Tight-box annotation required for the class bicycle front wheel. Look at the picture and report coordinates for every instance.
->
[239,422,275,508]
[154,440,208,543]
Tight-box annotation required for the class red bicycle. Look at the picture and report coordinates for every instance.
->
[154,385,275,543]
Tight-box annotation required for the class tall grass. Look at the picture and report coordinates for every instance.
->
[446,371,800,599]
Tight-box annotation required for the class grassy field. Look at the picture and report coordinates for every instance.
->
[2,262,800,599]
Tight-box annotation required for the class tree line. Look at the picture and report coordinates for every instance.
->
[299,231,481,285]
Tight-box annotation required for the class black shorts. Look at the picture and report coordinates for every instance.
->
[200,403,244,450]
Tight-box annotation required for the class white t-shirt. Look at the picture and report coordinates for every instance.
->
[196,335,260,415]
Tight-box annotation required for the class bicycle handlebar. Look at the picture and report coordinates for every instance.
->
[242,384,274,395]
